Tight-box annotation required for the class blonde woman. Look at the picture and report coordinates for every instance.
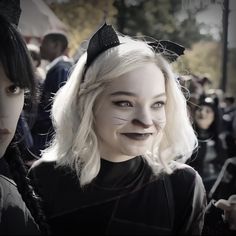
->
[29,23,206,235]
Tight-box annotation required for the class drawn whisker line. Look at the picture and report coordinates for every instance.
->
[112,123,126,125]
[112,116,129,121]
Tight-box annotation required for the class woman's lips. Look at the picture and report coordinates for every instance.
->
[121,133,152,141]
[0,128,11,135]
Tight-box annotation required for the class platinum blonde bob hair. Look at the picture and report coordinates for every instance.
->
[42,35,197,186]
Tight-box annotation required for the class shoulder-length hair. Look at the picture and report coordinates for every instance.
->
[42,36,198,186]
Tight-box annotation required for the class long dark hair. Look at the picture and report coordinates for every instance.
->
[190,96,227,175]
[5,145,50,234]
[0,15,49,234]
[194,96,222,139]
[0,15,35,93]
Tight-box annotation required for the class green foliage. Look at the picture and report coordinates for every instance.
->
[113,0,212,48]
[114,0,176,38]
[46,0,235,94]
[174,41,221,84]
[227,48,236,94]
[48,0,214,54]
[174,41,236,94]
[48,0,117,56]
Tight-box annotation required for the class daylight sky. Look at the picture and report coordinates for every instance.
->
[180,0,236,48]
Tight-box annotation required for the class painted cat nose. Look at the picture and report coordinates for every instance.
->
[132,108,153,128]
[132,119,153,128]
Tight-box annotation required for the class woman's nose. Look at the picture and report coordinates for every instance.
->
[132,108,153,128]
[132,119,153,128]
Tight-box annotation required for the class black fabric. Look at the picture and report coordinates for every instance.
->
[29,157,206,235]
[203,200,236,235]
[188,128,228,195]
[0,157,40,235]
[94,157,143,188]
[0,156,12,179]
[86,23,120,70]
[209,158,236,200]
[189,130,227,178]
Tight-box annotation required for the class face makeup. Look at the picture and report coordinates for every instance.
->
[94,63,166,162]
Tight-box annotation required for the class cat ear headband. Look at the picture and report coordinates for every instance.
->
[82,22,185,82]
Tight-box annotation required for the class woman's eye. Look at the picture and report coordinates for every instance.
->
[112,101,133,107]
[6,85,22,95]
[152,101,165,109]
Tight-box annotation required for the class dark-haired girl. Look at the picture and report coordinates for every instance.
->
[0,15,48,235]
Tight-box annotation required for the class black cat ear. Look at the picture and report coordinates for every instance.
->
[86,22,120,69]
[148,40,185,62]
[0,0,21,26]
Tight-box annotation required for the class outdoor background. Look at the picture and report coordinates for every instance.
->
[19,0,236,95]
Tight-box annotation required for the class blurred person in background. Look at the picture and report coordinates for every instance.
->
[30,32,74,158]
[27,43,45,86]
[221,95,236,158]
[188,96,228,194]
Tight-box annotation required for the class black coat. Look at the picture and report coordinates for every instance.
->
[31,57,73,156]
[203,157,236,235]
[0,157,40,235]
[29,157,206,235]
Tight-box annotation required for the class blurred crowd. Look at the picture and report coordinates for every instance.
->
[1,0,235,234]
[18,32,74,166]
[18,36,236,207]
[15,27,236,236]
[0,23,235,236]
[178,74,236,198]
[22,39,236,198]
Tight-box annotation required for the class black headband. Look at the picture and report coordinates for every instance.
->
[82,22,185,82]
[148,40,185,62]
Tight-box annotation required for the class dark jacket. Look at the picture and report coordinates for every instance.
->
[29,157,206,235]
[31,57,73,156]
[0,157,40,235]
[203,157,236,235]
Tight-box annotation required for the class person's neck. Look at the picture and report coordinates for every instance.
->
[198,128,213,139]
[49,54,62,62]
[101,155,136,163]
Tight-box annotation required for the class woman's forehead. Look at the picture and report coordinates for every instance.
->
[105,63,165,93]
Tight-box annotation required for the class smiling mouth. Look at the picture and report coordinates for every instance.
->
[0,129,11,135]
[121,133,152,141]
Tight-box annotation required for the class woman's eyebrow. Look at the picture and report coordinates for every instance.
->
[110,91,166,98]
[110,91,136,97]
[153,93,166,99]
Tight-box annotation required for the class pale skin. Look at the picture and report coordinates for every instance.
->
[0,64,24,158]
[195,105,215,130]
[94,63,166,162]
